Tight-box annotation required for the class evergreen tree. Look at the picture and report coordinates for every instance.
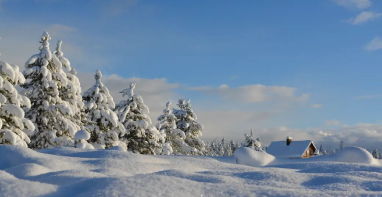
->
[0,58,35,146]
[156,101,195,155]
[82,70,125,149]
[115,83,164,154]
[244,129,261,151]
[229,140,237,155]
[319,145,326,155]
[22,32,78,149]
[372,149,379,159]
[54,40,88,132]
[173,98,205,155]
[340,140,344,150]
[218,138,226,156]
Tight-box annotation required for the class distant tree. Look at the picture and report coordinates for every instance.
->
[218,138,226,156]
[372,149,379,159]
[319,145,328,155]
[173,99,205,154]
[156,101,195,155]
[340,140,344,150]
[115,83,164,154]
[244,129,261,151]
[228,140,236,155]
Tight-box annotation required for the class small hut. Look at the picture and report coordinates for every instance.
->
[266,137,317,158]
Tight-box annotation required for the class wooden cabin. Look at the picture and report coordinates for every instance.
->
[266,137,317,159]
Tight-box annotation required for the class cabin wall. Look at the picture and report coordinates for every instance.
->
[302,144,316,158]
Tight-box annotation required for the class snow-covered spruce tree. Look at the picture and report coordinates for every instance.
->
[0,59,35,147]
[54,40,88,132]
[244,129,261,151]
[82,70,125,149]
[340,140,344,150]
[115,83,164,154]
[218,138,226,156]
[21,32,79,149]
[372,149,379,159]
[156,101,196,155]
[173,98,205,155]
[229,140,237,155]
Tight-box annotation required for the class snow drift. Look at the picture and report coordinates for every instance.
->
[2,145,382,196]
[233,147,276,167]
[311,147,380,165]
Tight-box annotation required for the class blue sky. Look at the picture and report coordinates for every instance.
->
[1,0,382,150]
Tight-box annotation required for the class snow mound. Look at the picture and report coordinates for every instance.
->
[74,130,90,141]
[233,147,275,167]
[318,147,379,165]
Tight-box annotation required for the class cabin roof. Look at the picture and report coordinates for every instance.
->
[267,140,315,158]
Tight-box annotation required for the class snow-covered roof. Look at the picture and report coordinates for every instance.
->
[267,140,315,158]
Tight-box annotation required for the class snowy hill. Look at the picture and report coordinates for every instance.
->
[1,145,382,196]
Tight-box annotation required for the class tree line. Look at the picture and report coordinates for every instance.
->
[0,32,207,155]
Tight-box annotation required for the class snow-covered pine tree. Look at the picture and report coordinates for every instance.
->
[156,101,196,155]
[228,140,236,155]
[244,129,261,151]
[21,32,79,149]
[218,138,226,156]
[54,40,88,132]
[82,70,125,149]
[173,98,205,155]
[372,149,379,159]
[0,58,35,147]
[115,82,164,154]
[340,140,344,150]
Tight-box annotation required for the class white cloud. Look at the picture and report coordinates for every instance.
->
[364,37,382,51]
[347,11,381,25]
[189,84,309,104]
[324,120,342,127]
[311,104,323,108]
[334,0,371,9]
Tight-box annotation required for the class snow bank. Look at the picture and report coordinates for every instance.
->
[313,147,379,165]
[2,145,382,196]
[233,147,275,167]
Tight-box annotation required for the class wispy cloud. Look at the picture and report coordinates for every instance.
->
[311,104,323,109]
[334,0,372,9]
[346,11,381,25]
[189,84,309,103]
[356,94,382,100]
[364,37,382,51]
[324,120,342,127]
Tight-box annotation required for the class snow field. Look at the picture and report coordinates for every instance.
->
[1,145,382,196]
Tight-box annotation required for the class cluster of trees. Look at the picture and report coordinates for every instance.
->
[0,32,205,155]
[205,129,263,156]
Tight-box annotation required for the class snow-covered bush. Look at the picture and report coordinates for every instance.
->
[74,130,94,149]
[157,101,196,155]
[21,32,79,149]
[82,70,125,149]
[115,83,164,154]
[173,99,205,155]
[0,59,35,147]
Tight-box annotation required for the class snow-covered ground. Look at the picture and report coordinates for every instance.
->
[1,146,382,197]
